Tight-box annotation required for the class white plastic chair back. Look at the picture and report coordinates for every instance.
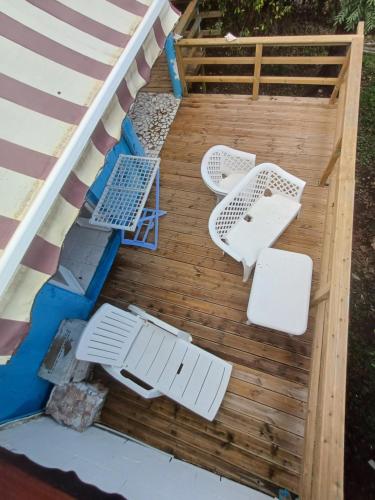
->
[209,163,306,280]
[212,163,304,242]
[75,303,144,368]
[201,145,256,197]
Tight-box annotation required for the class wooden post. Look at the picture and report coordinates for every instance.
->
[319,136,342,186]
[357,20,365,36]
[175,43,188,96]
[252,44,262,99]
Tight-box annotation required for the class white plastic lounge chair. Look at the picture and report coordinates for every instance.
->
[201,145,256,201]
[208,163,306,281]
[75,304,232,421]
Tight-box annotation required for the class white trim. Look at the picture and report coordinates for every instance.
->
[0,0,169,299]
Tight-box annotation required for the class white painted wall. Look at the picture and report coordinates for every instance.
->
[0,416,273,500]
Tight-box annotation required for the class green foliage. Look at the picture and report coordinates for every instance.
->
[201,0,294,36]
[335,0,375,33]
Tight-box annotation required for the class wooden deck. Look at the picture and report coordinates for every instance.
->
[143,52,173,93]
[96,94,337,496]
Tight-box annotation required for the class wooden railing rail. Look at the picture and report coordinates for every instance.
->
[174,1,223,37]
[177,34,355,46]
[174,0,199,36]
[175,34,355,98]
[300,22,364,500]
[182,55,347,65]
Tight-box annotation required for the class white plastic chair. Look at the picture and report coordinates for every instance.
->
[76,304,232,421]
[201,145,256,201]
[208,163,306,281]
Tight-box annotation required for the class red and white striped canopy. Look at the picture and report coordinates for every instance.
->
[0,0,179,363]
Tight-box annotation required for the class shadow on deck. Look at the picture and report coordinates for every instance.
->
[95,94,337,496]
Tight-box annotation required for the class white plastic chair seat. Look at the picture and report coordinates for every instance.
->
[218,172,246,192]
[209,162,306,281]
[247,248,313,335]
[76,304,232,421]
[226,194,301,271]
[201,145,256,199]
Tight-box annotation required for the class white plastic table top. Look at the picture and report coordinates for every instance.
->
[247,248,313,335]
[226,194,301,270]
[90,155,160,232]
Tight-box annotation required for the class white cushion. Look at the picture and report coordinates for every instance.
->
[226,194,301,269]
[247,248,313,335]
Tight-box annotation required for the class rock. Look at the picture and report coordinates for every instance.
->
[128,92,180,156]
[46,382,108,432]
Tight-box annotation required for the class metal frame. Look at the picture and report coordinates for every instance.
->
[122,168,166,250]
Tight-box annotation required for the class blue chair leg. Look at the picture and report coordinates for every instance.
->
[122,169,166,251]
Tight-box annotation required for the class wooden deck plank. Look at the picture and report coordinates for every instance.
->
[96,94,337,495]
[100,386,301,492]
[143,52,173,93]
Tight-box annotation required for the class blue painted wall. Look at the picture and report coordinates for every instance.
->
[0,119,141,423]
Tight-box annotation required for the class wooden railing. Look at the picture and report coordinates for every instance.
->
[174,0,222,37]
[175,34,354,100]
[173,0,223,91]
[300,22,364,500]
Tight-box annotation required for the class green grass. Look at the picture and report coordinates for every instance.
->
[345,53,375,498]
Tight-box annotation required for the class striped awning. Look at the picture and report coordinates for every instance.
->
[0,0,179,364]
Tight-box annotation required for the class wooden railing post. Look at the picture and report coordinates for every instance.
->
[319,136,342,186]
[252,44,262,99]
[175,43,188,96]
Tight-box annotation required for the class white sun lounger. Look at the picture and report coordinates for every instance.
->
[75,304,232,421]
[208,163,306,281]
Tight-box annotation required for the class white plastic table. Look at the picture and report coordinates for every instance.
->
[247,248,313,336]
